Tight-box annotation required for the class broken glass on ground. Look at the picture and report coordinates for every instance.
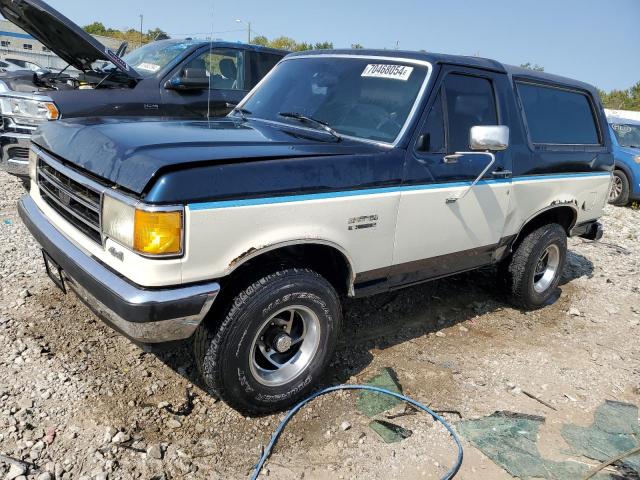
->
[369,420,413,443]
[356,367,403,418]
[458,401,640,479]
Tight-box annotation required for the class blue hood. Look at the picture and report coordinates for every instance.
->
[33,117,383,194]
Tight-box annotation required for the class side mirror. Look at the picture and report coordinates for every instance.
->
[469,125,509,151]
[416,133,429,152]
[164,68,209,91]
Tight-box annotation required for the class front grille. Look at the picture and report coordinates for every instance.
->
[7,147,29,160]
[37,158,102,244]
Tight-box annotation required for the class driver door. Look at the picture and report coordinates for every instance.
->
[390,67,513,287]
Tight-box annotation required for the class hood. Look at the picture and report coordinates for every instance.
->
[0,0,141,80]
[32,118,384,194]
[617,145,640,157]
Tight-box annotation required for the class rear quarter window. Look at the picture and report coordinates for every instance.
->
[516,82,600,145]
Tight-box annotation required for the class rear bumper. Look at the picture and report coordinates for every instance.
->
[0,130,32,177]
[18,195,220,343]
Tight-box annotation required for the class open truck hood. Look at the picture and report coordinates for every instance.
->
[0,0,141,80]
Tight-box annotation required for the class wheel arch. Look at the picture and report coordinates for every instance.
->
[222,239,356,297]
[509,205,578,255]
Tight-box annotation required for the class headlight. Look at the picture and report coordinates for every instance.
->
[102,194,183,257]
[634,155,640,165]
[0,97,59,121]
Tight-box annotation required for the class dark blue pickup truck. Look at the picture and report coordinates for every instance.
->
[19,49,612,414]
[0,0,286,183]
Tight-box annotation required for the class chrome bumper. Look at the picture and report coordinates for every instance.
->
[18,195,220,343]
[0,131,32,177]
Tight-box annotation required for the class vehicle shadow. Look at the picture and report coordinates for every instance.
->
[148,250,594,401]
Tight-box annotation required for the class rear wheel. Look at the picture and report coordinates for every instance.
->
[194,268,341,415]
[503,223,567,310]
[609,170,630,206]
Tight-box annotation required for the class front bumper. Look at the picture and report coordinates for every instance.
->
[0,113,38,178]
[0,130,32,177]
[18,195,220,343]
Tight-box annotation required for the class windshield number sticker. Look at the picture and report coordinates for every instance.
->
[137,62,161,72]
[362,64,414,81]
[613,124,632,134]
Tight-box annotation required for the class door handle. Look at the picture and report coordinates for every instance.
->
[492,169,512,179]
[442,154,462,164]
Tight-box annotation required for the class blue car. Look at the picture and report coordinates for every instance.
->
[608,117,640,205]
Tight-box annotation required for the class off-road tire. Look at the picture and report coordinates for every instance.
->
[194,268,341,415]
[609,170,630,206]
[504,223,567,310]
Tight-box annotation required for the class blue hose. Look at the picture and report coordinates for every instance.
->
[251,384,464,480]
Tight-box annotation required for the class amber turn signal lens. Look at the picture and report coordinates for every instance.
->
[133,210,182,255]
[43,102,60,120]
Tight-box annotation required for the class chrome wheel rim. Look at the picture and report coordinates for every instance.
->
[533,244,560,293]
[249,306,321,387]
[609,176,623,201]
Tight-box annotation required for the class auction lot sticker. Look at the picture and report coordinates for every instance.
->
[362,64,414,81]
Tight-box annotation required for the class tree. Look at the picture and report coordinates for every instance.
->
[269,36,299,51]
[251,35,269,47]
[147,28,170,41]
[249,35,334,52]
[520,62,544,72]
[599,81,640,111]
[313,41,334,50]
[83,22,108,35]
[82,22,170,46]
[351,43,364,49]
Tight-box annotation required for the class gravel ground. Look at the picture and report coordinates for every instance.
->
[1,171,639,480]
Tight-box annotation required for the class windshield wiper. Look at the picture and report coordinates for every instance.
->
[278,112,341,141]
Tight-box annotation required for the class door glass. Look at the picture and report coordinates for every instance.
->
[418,89,445,153]
[249,52,282,89]
[517,82,599,145]
[182,48,246,90]
[444,74,497,152]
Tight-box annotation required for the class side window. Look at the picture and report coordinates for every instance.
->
[182,48,246,90]
[444,74,498,153]
[418,89,445,153]
[248,52,281,89]
[517,82,599,145]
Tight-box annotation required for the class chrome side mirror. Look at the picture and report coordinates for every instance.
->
[469,125,509,151]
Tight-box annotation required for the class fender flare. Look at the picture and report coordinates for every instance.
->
[224,238,357,295]
[508,203,579,254]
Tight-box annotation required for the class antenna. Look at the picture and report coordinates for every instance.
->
[206,0,214,122]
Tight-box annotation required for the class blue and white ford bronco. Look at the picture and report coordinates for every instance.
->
[19,50,612,413]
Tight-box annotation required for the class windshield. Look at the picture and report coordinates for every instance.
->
[240,57,429,143]
[120,40,198,76]
[611,123,640,148]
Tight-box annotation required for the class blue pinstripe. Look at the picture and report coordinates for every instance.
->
[188,172,611,211]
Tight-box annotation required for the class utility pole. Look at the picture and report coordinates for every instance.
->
[236,19,251,44]
[139,14,143,46]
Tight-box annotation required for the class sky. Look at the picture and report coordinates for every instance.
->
[34,0,640,91]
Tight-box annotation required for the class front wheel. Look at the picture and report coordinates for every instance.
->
[194,268,342,415]
[503,223,567,310]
